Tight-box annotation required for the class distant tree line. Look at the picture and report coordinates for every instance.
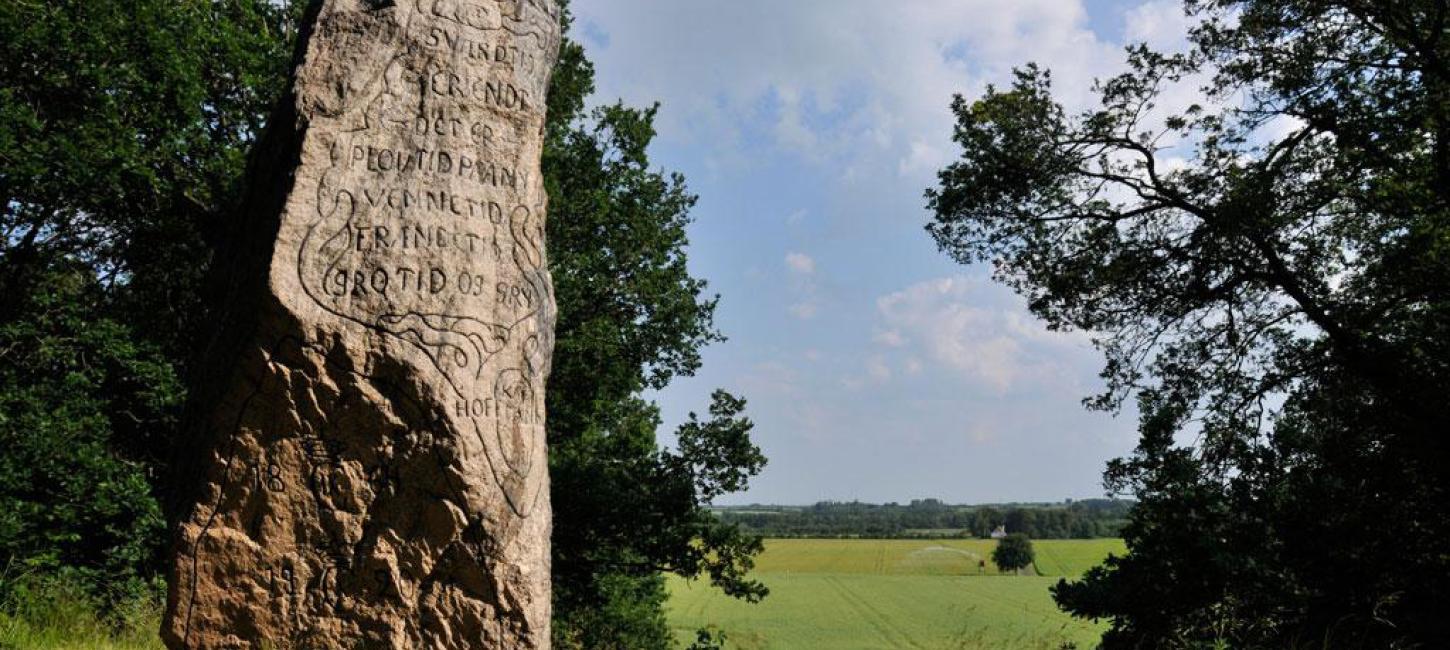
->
[716,499,1131,539]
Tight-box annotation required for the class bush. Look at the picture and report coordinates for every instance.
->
[0,267,182,609]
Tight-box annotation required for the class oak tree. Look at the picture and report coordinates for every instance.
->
[928,0,1450,646]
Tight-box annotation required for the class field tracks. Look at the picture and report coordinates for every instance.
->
[826,576,926,649]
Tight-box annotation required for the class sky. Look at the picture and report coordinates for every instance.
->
[567,0,1201,505]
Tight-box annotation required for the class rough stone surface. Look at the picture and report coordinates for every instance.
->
[163,1,561,647]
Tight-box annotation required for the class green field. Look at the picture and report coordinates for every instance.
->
[667,538,1124,649]
[1031,539,1127,579]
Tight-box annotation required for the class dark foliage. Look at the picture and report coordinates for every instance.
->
[928,0,1450,647]
[991,533,1035,573]
[0,265,180,602]
[0,0,295,608]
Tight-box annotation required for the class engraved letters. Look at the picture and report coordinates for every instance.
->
[168,2,560,646]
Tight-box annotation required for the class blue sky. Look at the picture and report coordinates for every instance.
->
[569,0,1199,505]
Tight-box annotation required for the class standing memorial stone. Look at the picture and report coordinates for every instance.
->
[163,1,561,647]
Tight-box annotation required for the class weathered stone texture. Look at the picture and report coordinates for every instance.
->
[164,1,561,647]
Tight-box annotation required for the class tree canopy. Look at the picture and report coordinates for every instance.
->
[991,534,1035,574]
[0,0,297,604]
[929,0,1450,646]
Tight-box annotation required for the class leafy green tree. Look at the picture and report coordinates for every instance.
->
[928,0,1450,646]
[0,0,299,361]
[686,627,729,650]
[0,0,296,606]
[0,264,181,602]
[1004,509,1037,539]
[969,507,1004,539]
[991,534,1034,574]
[544,13,767,648]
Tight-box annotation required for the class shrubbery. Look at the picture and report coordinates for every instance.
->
[0,571,163,650]
[0,267,180,609]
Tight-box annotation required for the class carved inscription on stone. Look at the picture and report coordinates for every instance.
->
[164,1,560,648]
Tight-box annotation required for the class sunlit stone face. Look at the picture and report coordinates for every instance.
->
[165,2,561,647]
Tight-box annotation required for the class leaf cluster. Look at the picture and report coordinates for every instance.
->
[0,263,181,606]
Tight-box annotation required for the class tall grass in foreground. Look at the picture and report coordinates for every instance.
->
[0,575,163,650]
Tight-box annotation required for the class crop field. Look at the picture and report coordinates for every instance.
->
[1031,539,1127,578]
[667,538,1125,649]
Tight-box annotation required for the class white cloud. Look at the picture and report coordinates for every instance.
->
[575,0,1127,198]
[581,1,1150,503]
[898,139,946,177]
[1256,114,1308,144]
[875,276,1092,393]
[789,301,819,320]
[785,251,816,274]
[782,251,821,318]
[867,356,893,382]
[874,329,907,347]
[1124,0,1194,52]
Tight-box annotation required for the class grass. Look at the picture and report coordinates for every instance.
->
[0,538,1125,648]
[0,579,164,650]
[667,538,1123,649]
[747,538,1123,578]
[1030,539,1126,578]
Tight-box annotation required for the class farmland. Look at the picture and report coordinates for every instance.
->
[667,538,1125,649]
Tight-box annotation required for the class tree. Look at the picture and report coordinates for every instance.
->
[0,0,300,361]
[1004,508,1038,538]
[927,0,1449,647]
[0,265,180,602]
[992,534,1034,574]
[0,0,297,607]
[543,11,767,647]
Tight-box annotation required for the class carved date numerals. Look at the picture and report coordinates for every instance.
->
[267,563,299,599]
[250,461,285,493]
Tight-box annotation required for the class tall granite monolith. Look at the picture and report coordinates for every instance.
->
[163,1,561,647]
